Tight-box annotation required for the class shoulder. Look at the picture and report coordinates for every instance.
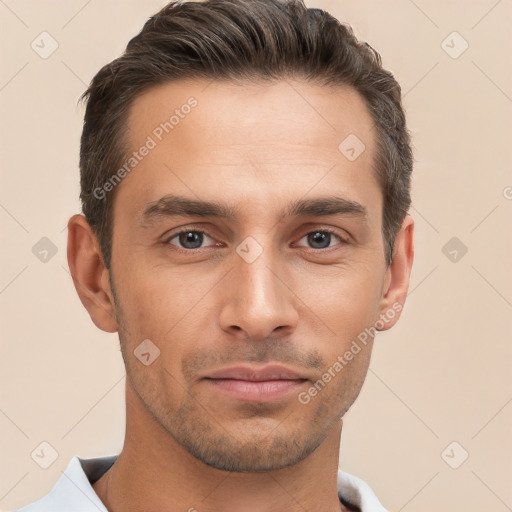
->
[14,455,115,512]
[337,469,389,512]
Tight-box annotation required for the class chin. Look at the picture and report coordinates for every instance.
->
[174,426,325,473]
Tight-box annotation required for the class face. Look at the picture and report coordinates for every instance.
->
[91,79,405,472]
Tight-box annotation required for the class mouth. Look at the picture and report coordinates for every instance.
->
[201,365,309,402]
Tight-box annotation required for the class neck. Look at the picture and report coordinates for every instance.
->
[93,381,346,512]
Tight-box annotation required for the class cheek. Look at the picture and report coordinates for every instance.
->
[305,263,384,336]
[118,263,184,326]
[297,339,373,425]
[298,265,383,394]
[116,265,216,370]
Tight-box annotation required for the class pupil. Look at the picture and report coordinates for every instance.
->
[180,231,203,249]
[309,231,330,249]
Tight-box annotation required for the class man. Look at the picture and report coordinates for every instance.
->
[17,0,414,510]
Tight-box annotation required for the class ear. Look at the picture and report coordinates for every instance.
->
[377,215,414,331]
[67,214,118,333]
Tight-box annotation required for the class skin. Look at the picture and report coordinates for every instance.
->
[67,78,414,512]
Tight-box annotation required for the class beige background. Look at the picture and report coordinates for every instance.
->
[1,1,511,511]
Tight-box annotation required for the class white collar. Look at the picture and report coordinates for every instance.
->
[16,455,388,511]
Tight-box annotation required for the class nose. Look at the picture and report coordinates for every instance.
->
[218,245,299,341]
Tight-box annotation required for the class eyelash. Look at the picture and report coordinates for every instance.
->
[162,227,349,254]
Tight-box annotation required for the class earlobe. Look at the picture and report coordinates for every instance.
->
[67,214,118,333]
[377,215,414,331]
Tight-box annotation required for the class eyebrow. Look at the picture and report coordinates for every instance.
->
[141,194,367,226]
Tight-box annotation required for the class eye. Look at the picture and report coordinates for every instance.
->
[163,227,348,253]
[294,229,347,250]
[165,230,217,250]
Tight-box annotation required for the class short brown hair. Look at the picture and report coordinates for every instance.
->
[79,0,413,269]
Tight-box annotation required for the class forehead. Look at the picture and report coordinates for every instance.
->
[116,78,379,223]
[128,78,375,150]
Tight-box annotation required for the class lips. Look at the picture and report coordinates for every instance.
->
[201,365,309,402]
[204,365,307,382]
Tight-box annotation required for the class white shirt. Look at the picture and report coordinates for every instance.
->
[15,455,388,511]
